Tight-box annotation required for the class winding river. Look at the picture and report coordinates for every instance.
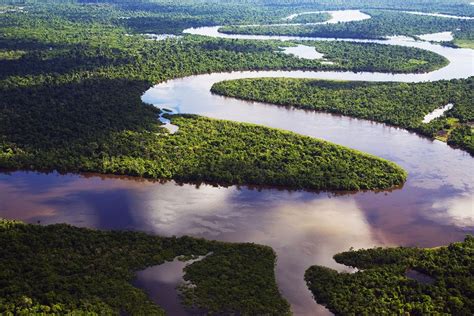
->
[1,9,473,316]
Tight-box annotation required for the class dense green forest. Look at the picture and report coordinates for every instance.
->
[0,77,408,190]
[0,6,450,78]
[305,235,474,315]
[310,41,448,73]
[287,12,330,24]
[220,10,474,48]
[0,219,290,315]
[179,245,291,315]
[1,0,473,38]
[0,2,433,191]
[2,0,473,18]
[0,0,473,315]
[211,78,474,154]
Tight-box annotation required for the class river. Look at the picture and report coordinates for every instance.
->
[1,9,473,316]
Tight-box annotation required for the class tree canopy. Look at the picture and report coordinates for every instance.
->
[305,235,474,315]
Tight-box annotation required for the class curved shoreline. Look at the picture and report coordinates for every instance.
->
[403,10,474,20]
[139,9,474,315]
[1,8,473,316]
[209,79,471,154]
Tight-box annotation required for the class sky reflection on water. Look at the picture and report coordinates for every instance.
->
[1,8,474,316]
[0,170,472,315]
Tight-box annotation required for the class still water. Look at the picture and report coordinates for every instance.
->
[280,44,325,59]
[1,9,473,316]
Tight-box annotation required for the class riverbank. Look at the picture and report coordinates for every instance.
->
[211,78,473,155]
[305,235,474,315]
[0,109,408,191]
[1,3,473,315]
[0,219,290,315]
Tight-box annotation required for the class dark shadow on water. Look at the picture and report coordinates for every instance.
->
[0,169,77,194]
[32,189,137,230]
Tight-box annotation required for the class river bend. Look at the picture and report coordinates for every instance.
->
[1,9,473,316]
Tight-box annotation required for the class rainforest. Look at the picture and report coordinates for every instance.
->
[220,10,474,48]
[305,235,474,315]
[0,219,290,315]
[0,0,473,315]
[211,77,474,154]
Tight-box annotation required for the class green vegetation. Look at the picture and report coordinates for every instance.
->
[0,11,337,84]
[220,10,474,44]
[0,2,417,191]
[180,244,291,315]
[286,12,331,24]
[0,7,450,84]
[0,218,290,315]
[211,77,474,154]
[310,41,448,73]
[453,39,474,49]
[0,0,473,314]
[2,0,473,18]
[0,49,25,60]
[112,1,316,34]
[0,78,408,190]
[305,235,474,315]
[447,124,474,153]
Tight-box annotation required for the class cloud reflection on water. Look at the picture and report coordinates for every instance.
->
[0,171,473,315]
[430,194,474,228]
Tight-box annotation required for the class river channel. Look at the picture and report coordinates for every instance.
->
[1,9,473,316]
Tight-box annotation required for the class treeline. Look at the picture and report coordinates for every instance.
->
[4,0,473,17]
[211,78,474,154]
[0,7,450,84]
[0,3,452,88]
[305,235,474,315]
[0,3,419,192]
[0,219,290,315]
[0,77,408,191]
[257,0,474,16]
[285,12,330,23]
[3,1,303,35]
[3,1,473,38]
[180,244,291,315]
[311,41,448,73]
[448,125,473,152]
[220,10,474,46]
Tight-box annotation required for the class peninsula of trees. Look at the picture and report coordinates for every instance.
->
[305,235,474,315]
[0,219,290,315]
[212,78,473,154]
[0,3,418,191]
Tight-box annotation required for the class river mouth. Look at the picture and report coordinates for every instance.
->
[1,9,474,316]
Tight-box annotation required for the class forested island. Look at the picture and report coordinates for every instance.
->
[0,2,425,191]
[220,10,474,49]
[0,219,290,315]
[305,235,474,315]
[309,41,448,74]
[0,96,408,191]
[212,78,474,154]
